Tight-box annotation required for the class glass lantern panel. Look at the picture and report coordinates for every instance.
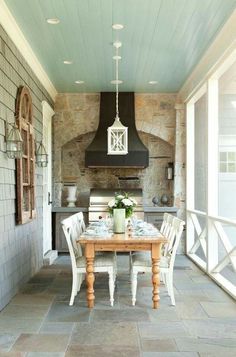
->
[23,158,29,184]
[22,129,28,156]
[23,187,29,211]
[6,141,23,159]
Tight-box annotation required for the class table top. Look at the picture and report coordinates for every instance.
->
[78,229,167,244]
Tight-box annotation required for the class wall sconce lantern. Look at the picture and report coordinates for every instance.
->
[36,140,48,167]
[165,162,174,180]
[5,122,23,159]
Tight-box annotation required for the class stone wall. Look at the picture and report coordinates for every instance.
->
[0,25,53,310]
[61,132,174,206]
[53,93,178,207]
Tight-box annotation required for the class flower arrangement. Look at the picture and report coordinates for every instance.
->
[108,192,137,218]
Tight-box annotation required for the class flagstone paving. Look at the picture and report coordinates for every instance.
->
[0,254,235,356]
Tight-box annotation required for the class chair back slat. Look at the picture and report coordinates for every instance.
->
[162,214,175,256]
[167,217,185,270]
[164,214,175,235]
[61,212,86,268]
[160,213,169,234]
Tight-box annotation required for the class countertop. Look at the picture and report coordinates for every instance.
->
[144,206,178,212]
[52,207,88,213]
[52,206,178,213]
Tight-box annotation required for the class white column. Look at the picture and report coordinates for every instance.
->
[206,79,219,272]
[42,101,58,265]
[174,103,186,253]
[174,103,186,219]
[186,102,195,253]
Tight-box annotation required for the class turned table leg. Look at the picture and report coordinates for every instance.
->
[85,243,95,308]
[151,243,161,309]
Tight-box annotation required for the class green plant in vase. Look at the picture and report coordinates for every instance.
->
[108,192,137,218]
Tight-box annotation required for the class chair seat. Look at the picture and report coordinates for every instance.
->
[76,252,116,268]
[131,252,169,268]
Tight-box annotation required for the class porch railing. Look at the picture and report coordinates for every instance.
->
[186,209,236,299]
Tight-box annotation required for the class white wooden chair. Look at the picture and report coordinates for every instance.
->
[62,212,117,306]
[130,217,185,306]
[130,213,174,276]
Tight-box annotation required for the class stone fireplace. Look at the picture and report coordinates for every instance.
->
[61,131,174,206]
[53,93,185,218]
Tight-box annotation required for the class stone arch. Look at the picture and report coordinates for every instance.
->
[136,120,175,146]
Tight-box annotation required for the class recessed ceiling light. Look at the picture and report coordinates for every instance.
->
[75,80,84,84]
[111,80,123,84]
[149,81,158,84]
[63,60,73,65]
[112,24,124,30]
[113,55,122,60]
[46,18,60,25]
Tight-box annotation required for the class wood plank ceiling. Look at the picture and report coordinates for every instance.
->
[4,0,236,93]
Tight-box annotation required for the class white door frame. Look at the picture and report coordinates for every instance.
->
[42,101,57,264]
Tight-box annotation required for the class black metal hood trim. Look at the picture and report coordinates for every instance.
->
[85,92,149,168]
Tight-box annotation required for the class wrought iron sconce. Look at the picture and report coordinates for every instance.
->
[35,140,48,167]
[165,162,174,180]
[5,121,23,159]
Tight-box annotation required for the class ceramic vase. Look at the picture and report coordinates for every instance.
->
[113,208,126,233]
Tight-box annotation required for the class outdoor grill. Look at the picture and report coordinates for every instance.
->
[88,188,144,222]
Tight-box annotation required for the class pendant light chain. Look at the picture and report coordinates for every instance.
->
[107,22,128,155]
[115,46,119,120]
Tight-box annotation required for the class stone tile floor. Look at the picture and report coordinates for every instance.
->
[0,254,236,356]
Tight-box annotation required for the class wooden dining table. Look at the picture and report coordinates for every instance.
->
[78,228,167,309]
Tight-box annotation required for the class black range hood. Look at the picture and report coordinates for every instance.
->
[85,92,149,168]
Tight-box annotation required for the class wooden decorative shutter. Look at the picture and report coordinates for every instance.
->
[15,86,36,224]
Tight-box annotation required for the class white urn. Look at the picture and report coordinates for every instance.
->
[66,185,77,207]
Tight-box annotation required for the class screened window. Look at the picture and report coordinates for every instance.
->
[219,151,236,172]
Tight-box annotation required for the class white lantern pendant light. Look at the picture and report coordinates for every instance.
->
[107,42,128,155]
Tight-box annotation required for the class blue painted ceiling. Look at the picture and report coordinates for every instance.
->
[5,0,236,93]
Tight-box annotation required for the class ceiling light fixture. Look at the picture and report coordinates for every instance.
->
[112,24,124,30]
[149,80,158,84]
[107,41,128,155]
[46,18,60,25]
[75,80,84,84]
[63,60,73,65]
[110,79,123,84]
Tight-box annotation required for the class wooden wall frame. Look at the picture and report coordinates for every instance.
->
[15,86,36,224]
